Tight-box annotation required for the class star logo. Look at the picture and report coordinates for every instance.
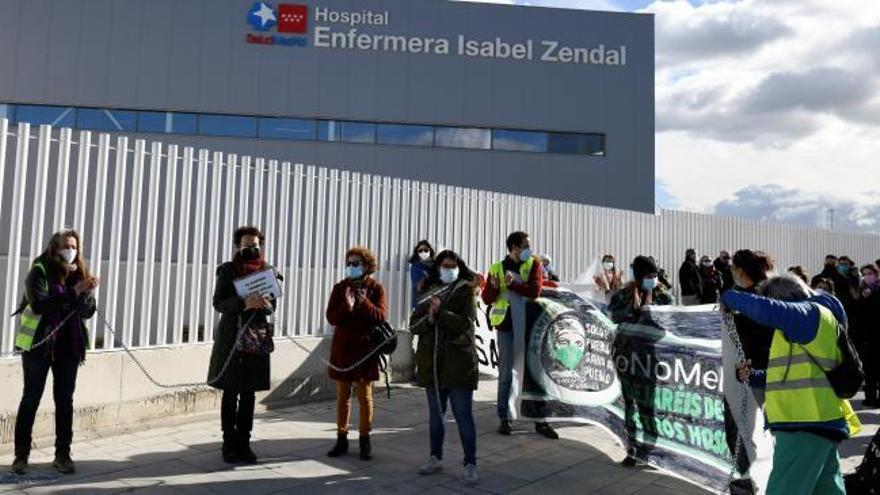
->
[247,2,277,32]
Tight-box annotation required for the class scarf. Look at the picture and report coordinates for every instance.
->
[232,251,266,278]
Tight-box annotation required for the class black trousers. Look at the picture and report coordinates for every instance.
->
[221,389,256,442]
[14,352,79,457]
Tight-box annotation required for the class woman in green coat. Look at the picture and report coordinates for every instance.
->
[410,250,479,485]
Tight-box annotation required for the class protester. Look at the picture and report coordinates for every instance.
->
[10,230,98,475]
[540,255,561,284]
[699,255,723,304]
[608,255,672,325]
[481,231,558,439]
[839,256,862,300]
[813,277,836,295]
[678,249,703,306]
[593,254,623,301]
[649,256,673,291]
[787,266,810,286]
[326,246,387,460]
[811,255,853,310]
[714,250,735,293]
[725,275,860,495]
[410,250,479,485]
[854,264,880,408]
[208,226,276,464]
[409,240,435,310]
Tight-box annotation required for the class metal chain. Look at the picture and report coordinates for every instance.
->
[94,310,257,389]
[285,328,401,373]
[722,310,751,491]
[0,311,78,358]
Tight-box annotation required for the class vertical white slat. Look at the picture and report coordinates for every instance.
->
[287,164,304,336]
[324,169,339,333]
[0,118,7,231]
[276,161,291,331]
[172,147,195,345]
[52,127,73,230]
[29,125,52,259]
[121,139,146,348]
[139,142,163,347]
[349,172,361,245]
[87,133,112,349]
[72,131,92,235]
[312,167,328,334]
[377,177,391,318]
[203,151,224,341]
[188,150,209,342]
[1,123,30,355]
[301,166,316,335]
[265,159,279,264]
[253,158,265,227]
[239,156,251,225]
[369,175,381,254]
[389,177,403,322]
[359,174,371,245]
[104,136,129,350]
[224,155,238,249]
[156,145,179,345]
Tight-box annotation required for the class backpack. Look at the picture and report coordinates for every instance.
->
[802,322,864,399]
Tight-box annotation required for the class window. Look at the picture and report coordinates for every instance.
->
[258,117,316,140]
[138,111,198,134]
[377,124,434,146]
[434,127,491,150]
[319,121,376,144]
[199,114,257,137]
[548,133,605,156]
[492,129,548,153]
[77,108,137,132]
[14,105,76,127]
[0,104,14,122]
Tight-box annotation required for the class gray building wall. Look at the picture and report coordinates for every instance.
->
[0,0,655,212]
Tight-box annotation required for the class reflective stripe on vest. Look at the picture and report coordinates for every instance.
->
[488,257,535,327]
[15,262,47,351]
[763,304,847,426]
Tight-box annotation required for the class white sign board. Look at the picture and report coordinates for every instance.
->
[233,269,282,300]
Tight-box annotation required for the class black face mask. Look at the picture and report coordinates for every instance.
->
[241,246,261,261]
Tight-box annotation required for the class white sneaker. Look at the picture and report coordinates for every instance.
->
[419,456,443,475]
[464,464,478,485]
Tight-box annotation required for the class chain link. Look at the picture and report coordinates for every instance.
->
[0,311,78,358]
[722,310,751,491]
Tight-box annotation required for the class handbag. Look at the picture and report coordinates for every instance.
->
[237,319,276,355]
[371,321,398,356]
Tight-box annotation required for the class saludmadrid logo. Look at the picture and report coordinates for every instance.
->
[246,2,309,47]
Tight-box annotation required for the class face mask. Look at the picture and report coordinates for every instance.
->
[418,251,431,261]
[241,246,261,261]
[59,249,77,265]
[838,264,849,274]
[641,278,658,291]
[440,268,459,284]
[519,249,532,262]
[345,266,364,280]
[554,345,584,371]
[701,261,712,267]
[603,262,614,271]
[864,274,878,286]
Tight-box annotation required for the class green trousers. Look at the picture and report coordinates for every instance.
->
[767,430,845,495]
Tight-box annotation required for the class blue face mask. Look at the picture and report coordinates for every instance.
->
[345,266,364,280]
[520,248,532,262]
[641,277,658,291]
[838,264,849,274]
[440,268,459,285]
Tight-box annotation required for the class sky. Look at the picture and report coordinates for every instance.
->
[454,0,880,233]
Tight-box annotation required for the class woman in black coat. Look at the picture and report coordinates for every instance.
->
[208,226,276,464]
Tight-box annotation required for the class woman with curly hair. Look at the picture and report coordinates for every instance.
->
[325,246,387,461]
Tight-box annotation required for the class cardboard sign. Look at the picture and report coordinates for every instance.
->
[233,269,282,300]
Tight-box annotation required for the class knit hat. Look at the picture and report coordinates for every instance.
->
[631,256,658,280]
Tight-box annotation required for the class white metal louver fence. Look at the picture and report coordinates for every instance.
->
[1,119,878,356]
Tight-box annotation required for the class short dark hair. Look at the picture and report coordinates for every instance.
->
[233,226,264,245]
[686,248,696,256]
[732,250,774,284]
[825,254,838,260]
[861,264,879,276]
[787,266,810,285]
[506,231,529,251]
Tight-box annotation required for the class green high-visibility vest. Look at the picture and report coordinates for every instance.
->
[15,262,47,351]
[763,304,851,427]
[487,256,535,327]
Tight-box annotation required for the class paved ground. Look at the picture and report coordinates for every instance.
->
[0,381,876,495]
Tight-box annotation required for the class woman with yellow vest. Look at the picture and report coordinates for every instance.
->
[723,274,860,495]
[480,231,557,439]
[11,229,98,475]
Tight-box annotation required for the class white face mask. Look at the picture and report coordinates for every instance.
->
[59,249,77,265]
[418,251,431,261]
[440,268,459,285]
[603,262,614,271]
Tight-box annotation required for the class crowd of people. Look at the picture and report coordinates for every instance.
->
[8,227,879,494]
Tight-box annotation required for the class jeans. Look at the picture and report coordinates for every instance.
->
[14,352,80,457]
[426,387,477,466]
[221,389,256,442]
[335,381,373,435]
[496,330,514,420]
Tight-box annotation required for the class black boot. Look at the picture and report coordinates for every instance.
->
[222,432,239,463]
[327,433,349,458]
[11,456,28,475]
[237,434,258,464]
[359,435,372,461]
[52,451,76,474]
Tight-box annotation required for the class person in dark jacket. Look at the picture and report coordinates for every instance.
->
[411,250,479,485]
[699,255,723,304]
[679,248,703,306]
[208,226,275,464]
[409,240,435,309]
[325,246,387,461]
[11,229,98,476]
[854,264,880,407]
[608,256,673,325]
[714,251,735,293]
[811,255,854,312]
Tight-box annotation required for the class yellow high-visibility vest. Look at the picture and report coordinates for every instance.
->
[487,256,535,327]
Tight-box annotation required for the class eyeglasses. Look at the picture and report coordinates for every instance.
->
[417,249,431,254]
[346,261,363,267]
